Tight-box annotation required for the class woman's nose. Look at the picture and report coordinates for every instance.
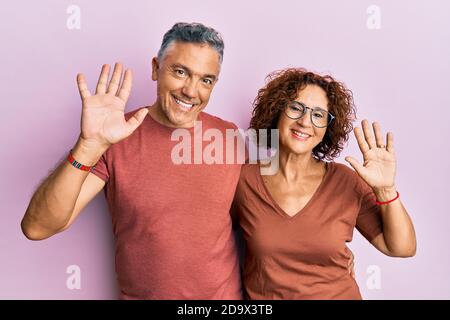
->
[296,108,313,127]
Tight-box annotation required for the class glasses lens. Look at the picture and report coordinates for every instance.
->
[285,102,333,127]
[311,109,330,127]
[285,102,305,119]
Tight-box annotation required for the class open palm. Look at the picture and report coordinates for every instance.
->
[345,120,397,189]
[77,63,148,149]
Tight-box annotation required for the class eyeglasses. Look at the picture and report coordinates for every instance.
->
[284,101,335,128]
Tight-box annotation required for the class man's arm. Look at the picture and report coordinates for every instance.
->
[21,139,106,240]
[21,62,149,240]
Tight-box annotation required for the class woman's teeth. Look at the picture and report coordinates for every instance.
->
[292,130,310,140]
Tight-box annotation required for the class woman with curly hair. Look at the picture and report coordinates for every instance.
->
[232,68,416,299]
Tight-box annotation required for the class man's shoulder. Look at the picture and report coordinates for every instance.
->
[200,111,238,130]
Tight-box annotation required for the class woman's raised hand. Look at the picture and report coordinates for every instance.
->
[345,120,397,191]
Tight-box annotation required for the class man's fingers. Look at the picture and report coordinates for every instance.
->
[96,64,110,94]
[362,119,377,149]
[107,63,123,95]
[125,107,148,134]
[118,69,133,102]
[76,73,91,99]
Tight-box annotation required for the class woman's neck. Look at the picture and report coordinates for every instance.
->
[277,148,321,183]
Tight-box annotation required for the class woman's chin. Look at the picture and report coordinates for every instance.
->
[280,143,313,156]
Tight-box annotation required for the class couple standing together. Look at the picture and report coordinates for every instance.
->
[22,22,416,299]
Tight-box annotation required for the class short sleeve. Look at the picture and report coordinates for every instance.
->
[355,175,383,242]
[91,152,109,182]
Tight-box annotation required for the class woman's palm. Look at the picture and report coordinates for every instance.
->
[345,120,397,190]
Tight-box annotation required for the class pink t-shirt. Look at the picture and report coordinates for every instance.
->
[92,109,243,299]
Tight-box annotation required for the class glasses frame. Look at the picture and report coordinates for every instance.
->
[284,101,335,128]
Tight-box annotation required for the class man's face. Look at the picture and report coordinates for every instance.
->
[152,41,221,128]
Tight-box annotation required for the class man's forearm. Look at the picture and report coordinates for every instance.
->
[21,138,107,240]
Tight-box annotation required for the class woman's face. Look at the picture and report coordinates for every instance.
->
[277,84,329,156]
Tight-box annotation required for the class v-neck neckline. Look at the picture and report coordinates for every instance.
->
[256,161,333,220]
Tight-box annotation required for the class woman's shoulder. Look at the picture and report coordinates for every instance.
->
[326,161,361,186]
[233,163,261,201]
[240,162,260,179]
[329,161,356,176]
[239,161,274,189]
[328,161,370,195]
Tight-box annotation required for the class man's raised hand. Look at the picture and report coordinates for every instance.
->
[76,62,148,150]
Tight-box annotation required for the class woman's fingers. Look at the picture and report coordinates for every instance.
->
[386,132,394,153]
[362,119,377,149]
[345,156,365,176]
[95,64,110,94]
[354,127,370,154]
[347,250,356,278]
[107,63,123,95]
[76,73,91,99]
[118,69,133,102]
[372,122,386,148]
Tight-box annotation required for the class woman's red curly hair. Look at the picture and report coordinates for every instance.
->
[249,68,356,161]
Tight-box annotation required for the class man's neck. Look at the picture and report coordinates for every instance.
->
[146,103,201,129]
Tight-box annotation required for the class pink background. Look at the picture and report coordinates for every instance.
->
[1,0,449,299]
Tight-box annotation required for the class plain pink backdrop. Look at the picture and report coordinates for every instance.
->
[1,0,449,299]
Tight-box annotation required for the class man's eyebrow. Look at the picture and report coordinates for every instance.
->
[171,63,217,81]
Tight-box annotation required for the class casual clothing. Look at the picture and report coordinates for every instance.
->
[232,162,383,299]
[92,109,243,299]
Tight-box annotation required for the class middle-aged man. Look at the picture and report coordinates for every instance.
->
[21,22,244,299]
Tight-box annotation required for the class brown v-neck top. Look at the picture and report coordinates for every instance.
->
[231,161,383,300]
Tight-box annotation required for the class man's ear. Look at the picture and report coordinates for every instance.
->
[151,57,159,81]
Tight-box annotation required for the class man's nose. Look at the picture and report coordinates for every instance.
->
[181,79,198,100]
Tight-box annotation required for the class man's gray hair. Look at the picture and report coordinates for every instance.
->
[157,22,224,64]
